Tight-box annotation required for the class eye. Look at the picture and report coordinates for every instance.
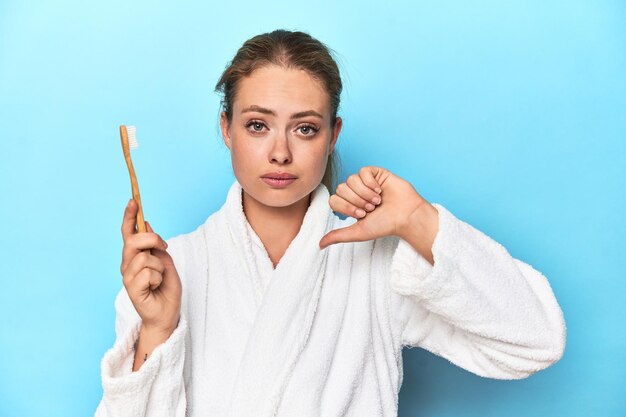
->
[245,120,267,134]
[297,124,319,137]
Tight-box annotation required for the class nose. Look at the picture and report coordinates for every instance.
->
[269,134,292,165]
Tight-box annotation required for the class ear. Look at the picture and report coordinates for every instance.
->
[220,111,232,149]
[329,116,342,154]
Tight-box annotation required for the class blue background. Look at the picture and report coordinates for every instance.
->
[1,1,624,416]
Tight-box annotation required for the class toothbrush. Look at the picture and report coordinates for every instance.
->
[119,125,147,233]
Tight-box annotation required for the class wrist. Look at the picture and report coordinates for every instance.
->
[132,325,171,372]
[397,199,437,237]
[139,325,171,347]
[397,200,439,265]
[141,316,179,340]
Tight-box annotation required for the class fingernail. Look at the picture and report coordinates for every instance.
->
[376,188,382,194]
[372,196,381,205]
[356,208,366,217]
[127,199,132,207]
[365,203,375,211]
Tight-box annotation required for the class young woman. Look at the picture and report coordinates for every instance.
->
[96,29,566,417]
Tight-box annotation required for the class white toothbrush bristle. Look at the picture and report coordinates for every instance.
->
[126,125,138,149]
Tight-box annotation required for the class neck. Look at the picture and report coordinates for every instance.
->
[242,190,312,268]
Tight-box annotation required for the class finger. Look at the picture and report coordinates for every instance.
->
[146,268,164,291]
[319,223,368,249]
[348,172,381,205]
[121,198,140,239]
[144,221,168,247]
[131,267,164,293]
[336,182,375,212]
[123,251,165,287]
[329,194,367,219]
[359,166,383,196]
[150,249,178,294]
[125,232,167,252]
[337,175,380,211]
[121,234,168,274]
[145,221,168,248]
[124,251,166,281]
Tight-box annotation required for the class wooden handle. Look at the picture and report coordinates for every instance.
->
[120,125,146,233]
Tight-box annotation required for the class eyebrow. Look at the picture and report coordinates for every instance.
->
[241,105,323,120]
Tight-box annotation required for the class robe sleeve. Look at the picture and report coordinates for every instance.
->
[387,203,566,379]
[95,238,188,416]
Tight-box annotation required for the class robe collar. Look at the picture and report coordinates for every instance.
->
[222,179,335,417]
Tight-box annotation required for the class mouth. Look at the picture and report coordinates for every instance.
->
[261,173,298,180]
[261,173,297,188]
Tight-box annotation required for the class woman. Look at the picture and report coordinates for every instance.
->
[96,29,566,417]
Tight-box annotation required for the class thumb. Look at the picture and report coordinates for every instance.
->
[319,223,365,249]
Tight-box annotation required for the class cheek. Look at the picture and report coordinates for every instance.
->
[299,143,330,171]
[314,134,333,164]
[231,139,261,167]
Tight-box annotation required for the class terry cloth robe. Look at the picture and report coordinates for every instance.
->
[95,180,566,417]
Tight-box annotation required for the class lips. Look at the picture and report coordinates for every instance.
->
[261,173,298,188]
[261,172,297,180]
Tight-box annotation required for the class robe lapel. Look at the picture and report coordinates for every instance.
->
[223,181,334,417]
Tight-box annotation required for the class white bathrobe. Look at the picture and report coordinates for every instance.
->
[95,180,566,417]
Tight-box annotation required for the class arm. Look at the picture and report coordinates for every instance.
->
[95,287,188,417]
[319,166,566,379]
[389,203,566,379]
[95,232,189,417]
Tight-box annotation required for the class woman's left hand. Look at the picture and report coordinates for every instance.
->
[319,167,439,260]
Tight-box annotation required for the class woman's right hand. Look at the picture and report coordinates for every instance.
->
[120,199,182,338]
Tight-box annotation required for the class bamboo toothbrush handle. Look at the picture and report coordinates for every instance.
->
[120,125,147,233]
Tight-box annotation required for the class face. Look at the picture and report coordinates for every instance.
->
[220,64,342,210]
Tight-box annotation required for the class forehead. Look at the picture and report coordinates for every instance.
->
[233,65,329,116]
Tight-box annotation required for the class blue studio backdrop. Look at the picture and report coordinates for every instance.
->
[0,1,624,416]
